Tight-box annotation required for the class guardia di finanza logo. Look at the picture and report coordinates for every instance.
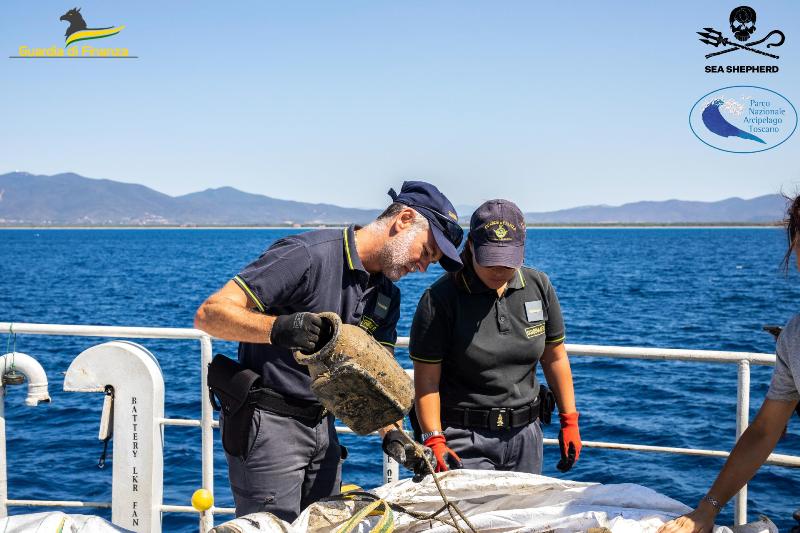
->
[13,7,130,58]
[61,7,124,48]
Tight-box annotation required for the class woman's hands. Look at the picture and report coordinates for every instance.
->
[556,411,581,472]
[424,434,463,472]
[657,504,717,533]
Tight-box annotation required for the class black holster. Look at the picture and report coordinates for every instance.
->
[207,354,260,457]
[538,384,556,425]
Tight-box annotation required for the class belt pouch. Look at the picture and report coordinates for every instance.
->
[207,354,260,457]
[538,384,556,425]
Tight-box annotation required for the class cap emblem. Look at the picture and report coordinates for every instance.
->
[448,211,458,221]
[496,413,504,427]
[494,224,508,240]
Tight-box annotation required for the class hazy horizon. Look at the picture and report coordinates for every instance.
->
[0,170,785,213]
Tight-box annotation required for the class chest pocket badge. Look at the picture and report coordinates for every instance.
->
[360,292,392,334]
[525,300,544,322]
[375,293,392,320]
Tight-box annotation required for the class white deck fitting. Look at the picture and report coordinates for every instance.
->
[64,341,165,533]
[0,352,50,407]
[0,352,51,519]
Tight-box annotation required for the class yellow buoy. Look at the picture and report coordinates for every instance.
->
[341,483,362,494]
[191,488,214,512]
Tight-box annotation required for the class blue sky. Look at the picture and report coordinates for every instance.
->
[2,1,799,212]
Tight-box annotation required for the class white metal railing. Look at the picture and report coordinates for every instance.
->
[0,323,224,533]
[0,322,797,531]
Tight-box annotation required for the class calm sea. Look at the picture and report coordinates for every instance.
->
[1,228,798,531]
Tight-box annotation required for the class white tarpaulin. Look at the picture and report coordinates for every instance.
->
[0,511,131,532]
[0,472,778,532]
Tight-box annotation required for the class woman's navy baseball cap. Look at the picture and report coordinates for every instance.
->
[469,199,526,269]
[388,181,464,272]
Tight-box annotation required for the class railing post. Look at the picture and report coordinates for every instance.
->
[734,359,750,525]
[0,389,6,519]
[199,336,215,533]
[383,452,399,485]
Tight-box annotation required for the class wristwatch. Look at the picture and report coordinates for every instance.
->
[421,430,443,441]
[701,495,723,511]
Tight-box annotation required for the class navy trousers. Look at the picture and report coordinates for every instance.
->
[443,420,543,473]
[222,408,343,522]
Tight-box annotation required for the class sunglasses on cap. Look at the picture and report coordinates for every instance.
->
[404,202,464,248]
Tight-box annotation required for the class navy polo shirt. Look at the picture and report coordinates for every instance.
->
[233,226,401,402]
[409,259,565,409]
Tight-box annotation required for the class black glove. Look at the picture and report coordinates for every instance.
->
[270,312,323,353]
[382,429,434,482]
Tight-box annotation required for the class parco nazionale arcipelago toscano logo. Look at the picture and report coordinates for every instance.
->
[11,7,133,59]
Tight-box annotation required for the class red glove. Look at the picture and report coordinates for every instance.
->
[424,434,463,472]
[557,411,581,472]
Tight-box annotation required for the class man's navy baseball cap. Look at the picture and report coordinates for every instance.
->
[387,181,464,272]
[469,199,526,269]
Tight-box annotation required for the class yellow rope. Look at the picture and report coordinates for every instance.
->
[336,498,394,533]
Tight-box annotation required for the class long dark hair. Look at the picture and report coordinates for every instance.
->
[448,238,473,282]
[781,193,800,273]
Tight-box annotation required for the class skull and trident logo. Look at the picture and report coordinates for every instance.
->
[698,6,785,59]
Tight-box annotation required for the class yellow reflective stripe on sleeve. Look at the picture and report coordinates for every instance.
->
[233,276,266,313]
[409,354,443,363]
[343,228,355,270]
[460,272,471,293]
[517,269,526,287]
[545,335,566,344]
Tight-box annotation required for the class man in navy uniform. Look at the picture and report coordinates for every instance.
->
[194,181,463,522]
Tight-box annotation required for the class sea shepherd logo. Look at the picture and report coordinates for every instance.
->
[698,6,785,74]
[10,7,133,59]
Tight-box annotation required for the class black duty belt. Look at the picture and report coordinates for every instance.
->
[443,398,540,431]
[249,387,328,426]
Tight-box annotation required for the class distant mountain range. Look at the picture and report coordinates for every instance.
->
[523,195,786,224]
[0,172,787,226]
[0,172,380,225]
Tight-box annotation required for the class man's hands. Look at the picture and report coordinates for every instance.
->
[382,429,434,481]
[424,434,463,472]
[557,411,581,472]
[270,312,323,353]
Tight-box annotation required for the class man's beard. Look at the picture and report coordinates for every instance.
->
[378,225,425,281]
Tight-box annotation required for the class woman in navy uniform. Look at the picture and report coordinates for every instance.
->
[410,199,582,474]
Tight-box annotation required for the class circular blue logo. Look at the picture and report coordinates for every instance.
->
[689,86,797,153]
